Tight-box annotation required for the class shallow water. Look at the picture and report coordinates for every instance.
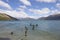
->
[0,20,60,40]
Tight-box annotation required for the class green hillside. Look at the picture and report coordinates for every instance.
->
[0,13,18,20]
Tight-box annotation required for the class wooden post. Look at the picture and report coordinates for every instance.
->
[25,26,28,37]
[10,32,13,35]
[32,25,35,30]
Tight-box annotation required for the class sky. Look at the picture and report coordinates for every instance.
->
[0,0,60,19]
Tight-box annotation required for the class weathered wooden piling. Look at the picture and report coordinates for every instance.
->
[25,26,28,37]
[10,32,13,35]
[30,23,35,30]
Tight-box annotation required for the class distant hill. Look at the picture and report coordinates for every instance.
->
[0,13,18,20]
[19,18,35,21]
[38,14,60,20]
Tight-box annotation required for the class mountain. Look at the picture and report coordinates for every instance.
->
[45,14,60,20]
[38,14,60,20]
[1,13,60,21]
[0,13,18,20]
[19,18,36,21]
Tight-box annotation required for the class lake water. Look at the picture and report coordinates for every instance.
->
[0,20,60,40]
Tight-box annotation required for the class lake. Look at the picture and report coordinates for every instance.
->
[0,20,60,40]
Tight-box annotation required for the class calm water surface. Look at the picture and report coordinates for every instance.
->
[0,20,60,34]
[0,20,60,40]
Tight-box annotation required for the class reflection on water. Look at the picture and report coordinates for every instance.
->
[0,20,60,40]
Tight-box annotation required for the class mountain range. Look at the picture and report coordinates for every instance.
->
[0,13,60,20]
[38,14,60,20]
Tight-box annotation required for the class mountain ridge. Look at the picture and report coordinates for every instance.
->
[38,14,60,20]
[0,13,18,20]
[0,13,60,21]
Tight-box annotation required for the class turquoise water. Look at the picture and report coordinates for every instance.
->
[0,20,60,33]
[0,20,60,40]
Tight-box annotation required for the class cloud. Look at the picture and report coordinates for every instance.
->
[28,16,41,19]
[56,3,60,8]
[0,0,12,10]
[0,9,40,19]
[0,9,28,18]
[29,8,60,18]
[29,8,51,14]
[51,9,60,15]
[29,8,51,18]
[19,5,27,9]
[36,0,57,3]
[17,5,27,11]
[19,0,31,6]
[0,8,60,19]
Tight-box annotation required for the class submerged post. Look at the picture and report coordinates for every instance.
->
[30,23,32,26]
[32,24,38,30]
[25,26,28,37]
[36,24,38,27]
[32,25,35,30]
[10,32,13,35]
